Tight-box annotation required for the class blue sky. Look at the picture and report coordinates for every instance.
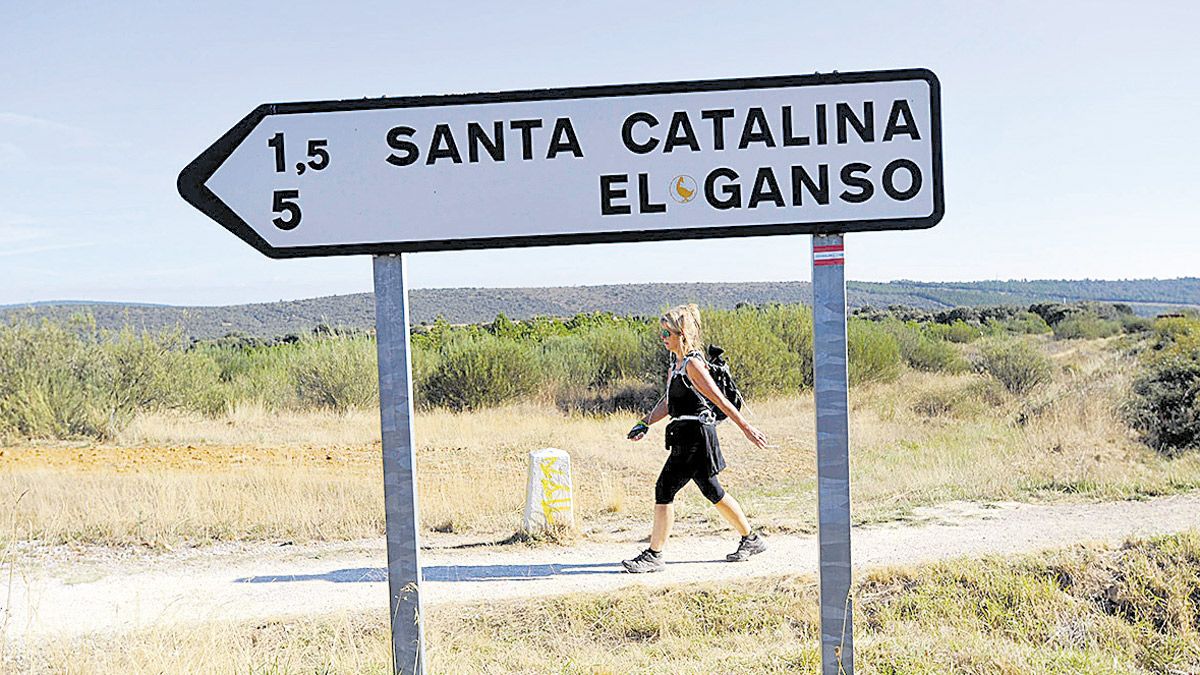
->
[2,1,1196,306]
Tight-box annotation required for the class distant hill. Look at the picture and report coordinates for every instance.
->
[3,278,1197,340]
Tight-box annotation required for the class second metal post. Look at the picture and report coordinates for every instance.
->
[812,233,854,674]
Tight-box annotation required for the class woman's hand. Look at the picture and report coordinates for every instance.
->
[627,420,650,441]
[740,423,769,449]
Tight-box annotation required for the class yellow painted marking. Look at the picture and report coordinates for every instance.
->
[537,457,572,525]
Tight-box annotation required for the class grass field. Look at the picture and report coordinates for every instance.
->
[5,532,1198,674]
[3,337,1199,549]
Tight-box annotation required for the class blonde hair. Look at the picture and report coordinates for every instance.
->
[661,304,703,356]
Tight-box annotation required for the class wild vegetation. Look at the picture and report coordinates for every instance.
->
[1124,315,1200,456]
[3,300,1182,443]
[2,306,1199,548]
[6,532,1198,673]
[3,304,1200,673]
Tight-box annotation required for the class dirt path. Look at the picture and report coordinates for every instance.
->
[5,494,1200,641]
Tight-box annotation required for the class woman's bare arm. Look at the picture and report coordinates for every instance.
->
[644,395,668,425]
[685,358,769,448]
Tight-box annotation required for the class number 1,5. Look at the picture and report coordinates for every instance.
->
[268,132,330,175]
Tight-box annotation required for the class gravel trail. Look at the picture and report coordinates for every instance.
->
[4,494,1199,640]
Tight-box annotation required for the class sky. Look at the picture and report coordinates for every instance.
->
[1,1,1197,307]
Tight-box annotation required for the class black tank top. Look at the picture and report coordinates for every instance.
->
[667,352,713,418]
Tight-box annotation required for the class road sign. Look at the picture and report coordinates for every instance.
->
[179,70,942,258]
[179,69,945,675]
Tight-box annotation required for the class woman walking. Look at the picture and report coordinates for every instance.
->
[622,304,769,573]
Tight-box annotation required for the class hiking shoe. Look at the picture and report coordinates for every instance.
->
[726,533,767,562]
[622,548,665,573]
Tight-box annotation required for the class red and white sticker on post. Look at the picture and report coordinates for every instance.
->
[813,243,845,266]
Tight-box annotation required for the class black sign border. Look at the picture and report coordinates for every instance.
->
[179,68,943,259]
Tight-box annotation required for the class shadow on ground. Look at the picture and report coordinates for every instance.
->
[235,559,724,584]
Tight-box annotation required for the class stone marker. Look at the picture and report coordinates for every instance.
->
[523,448,574,533]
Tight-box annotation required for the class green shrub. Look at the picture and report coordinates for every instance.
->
[289,336,379,411]
[1119,315,1155,334]
[0,320,203,440]
[757,304,815,386]
[909,337,968,373]
[926,320,981,344]
[703,306,807,397]
[578,325,660,387]
[847,320,902,385]
[1053,316,1121,340]
[1124,356,1200,457]
[1151,317,1200,359]
[884,320,968,373]
[411,343,442,409]
[978,339,1052,395]
[188,342,294,414]
[422,335,542,410]
[1123,317,1200,456]
[987,312,1052,335]
[540,334,598,391]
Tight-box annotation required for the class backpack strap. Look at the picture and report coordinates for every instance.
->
[675,350,715,413]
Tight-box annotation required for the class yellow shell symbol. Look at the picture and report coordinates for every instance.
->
[671,175,697,203]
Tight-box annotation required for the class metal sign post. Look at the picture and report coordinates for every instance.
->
[812,234,853,674]
[177,69,942,675]
[373,254,426,674]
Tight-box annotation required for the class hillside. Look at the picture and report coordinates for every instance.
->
[2,278,1197,340]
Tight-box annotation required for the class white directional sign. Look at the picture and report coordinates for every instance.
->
[180,69,942,258]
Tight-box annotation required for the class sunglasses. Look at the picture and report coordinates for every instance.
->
[660,328,677,338]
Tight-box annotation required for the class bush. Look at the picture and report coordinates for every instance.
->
[1029,302,1082,327]
[289,335,379,411]
[1053,316,1121,340]
[1124,317,1200,456]
[987,312,1052,336]
[703,306,807,397]
[927,320,982,344]
[978,339,1052,395]
[884,320,968,373]
[422,335,542,410]
[0,320,203,439]
[1124,356,1200,457]
[577,325,660,388]
[908,337,969,373]
[188,341,292,414]
[1119,315,1155,334]
[1151,317,1200,358]
[847,320,902,385]
[755,303,815,388]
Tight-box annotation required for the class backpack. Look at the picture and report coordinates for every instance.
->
[703,344,744,422]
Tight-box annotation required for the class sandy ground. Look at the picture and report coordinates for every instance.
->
[3,493,1200,641]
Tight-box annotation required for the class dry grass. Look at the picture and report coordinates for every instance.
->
[115,400,381,447]
[7,532,1199,674]
[2,338,1199,547]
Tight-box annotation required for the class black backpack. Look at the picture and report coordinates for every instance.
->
[703,344,744,422]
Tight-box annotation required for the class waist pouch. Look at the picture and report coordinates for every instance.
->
[665,419,712,453]
[665,420,726,476]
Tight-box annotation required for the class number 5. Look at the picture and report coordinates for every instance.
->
[307,139,329,171]
[272,189,301,230]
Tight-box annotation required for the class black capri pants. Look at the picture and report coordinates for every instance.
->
[655,421,726,505]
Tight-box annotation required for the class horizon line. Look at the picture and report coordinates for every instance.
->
[3,276,1197,311]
